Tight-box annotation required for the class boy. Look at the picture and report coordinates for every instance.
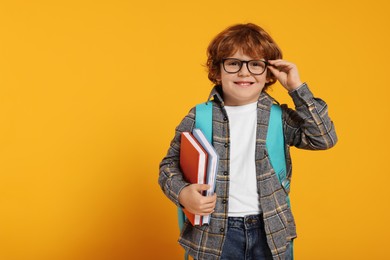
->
[158,23,337,260]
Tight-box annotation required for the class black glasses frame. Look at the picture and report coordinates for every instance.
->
[222,58,269,75]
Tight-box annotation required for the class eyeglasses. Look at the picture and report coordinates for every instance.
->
[222,58,269,75]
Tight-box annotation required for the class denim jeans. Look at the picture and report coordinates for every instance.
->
[220,214,273,260]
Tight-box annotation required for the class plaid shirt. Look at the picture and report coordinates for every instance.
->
[158,83,337,260]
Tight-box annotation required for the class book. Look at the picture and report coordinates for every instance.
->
[179,132,208,226]
[192,128,219,224]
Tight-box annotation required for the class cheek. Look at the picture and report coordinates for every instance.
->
[255,74,268,83]
[219,71,231,82]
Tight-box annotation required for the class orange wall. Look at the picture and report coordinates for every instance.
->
[1,1,389,259]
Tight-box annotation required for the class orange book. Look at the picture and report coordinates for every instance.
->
[180,132,208,226]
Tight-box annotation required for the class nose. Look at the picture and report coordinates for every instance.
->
[238,62,250,77]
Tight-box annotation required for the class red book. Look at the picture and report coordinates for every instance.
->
[180,132,208,226]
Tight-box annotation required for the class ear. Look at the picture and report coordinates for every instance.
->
[266,77,275,84]
[265,72,274,84]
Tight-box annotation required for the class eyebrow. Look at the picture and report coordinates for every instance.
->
[225,58,267,62]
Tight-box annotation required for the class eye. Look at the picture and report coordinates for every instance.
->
[225,59,240,66]
[251,61,264,67]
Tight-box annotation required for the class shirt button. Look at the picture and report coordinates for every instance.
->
[222,199,227,204]
[220,228,224,232]
[224,143,228,148]
[223,171,228,176]
[223,117,228,121]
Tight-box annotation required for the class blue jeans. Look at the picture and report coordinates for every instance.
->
[220,214,273,260]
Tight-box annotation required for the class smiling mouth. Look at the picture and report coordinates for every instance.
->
[234,81,254,86]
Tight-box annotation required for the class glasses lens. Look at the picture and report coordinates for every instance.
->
[223,59,242,73]
[248,60,266,75]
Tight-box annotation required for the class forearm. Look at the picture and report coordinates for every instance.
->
[159,152,189,207]
[285,83,338,150]
[158,108,196,205]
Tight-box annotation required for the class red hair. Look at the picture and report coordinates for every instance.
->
[206,23,282,90]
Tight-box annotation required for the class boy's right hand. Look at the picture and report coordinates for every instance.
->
[178,184,217,215]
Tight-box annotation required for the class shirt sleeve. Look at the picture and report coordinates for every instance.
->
[283,83,338,150]
[158,107,196,206]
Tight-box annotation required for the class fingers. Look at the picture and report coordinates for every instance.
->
[268,59,296,72]
[267,59,302,91]
[267,65,279,76]
[200,192,217,203]
[268,59,291,66]
[197,194,217,215]
[195,184,211,193]
[179,184,217,215]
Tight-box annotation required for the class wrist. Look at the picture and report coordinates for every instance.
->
[288,83,313,106]
[178,184,190,206]
[287,81,303,91]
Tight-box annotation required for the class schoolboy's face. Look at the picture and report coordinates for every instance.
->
[219,49,269,106]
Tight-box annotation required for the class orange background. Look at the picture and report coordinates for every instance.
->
[1,1,389,259]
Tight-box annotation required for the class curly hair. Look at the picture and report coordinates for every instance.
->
[206,23,282,90]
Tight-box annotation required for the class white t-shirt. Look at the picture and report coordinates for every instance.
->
[224,101,260,217]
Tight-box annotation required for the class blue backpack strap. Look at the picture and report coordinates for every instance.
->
[195,102,213,143]
[177,102,213,260]
[266,104,290,206]
[177,207,185,231]
[267,104,293,259]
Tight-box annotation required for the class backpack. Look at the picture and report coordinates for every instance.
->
[177,102,292,260]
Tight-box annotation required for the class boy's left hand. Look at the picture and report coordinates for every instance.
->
[267,59,303,92]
